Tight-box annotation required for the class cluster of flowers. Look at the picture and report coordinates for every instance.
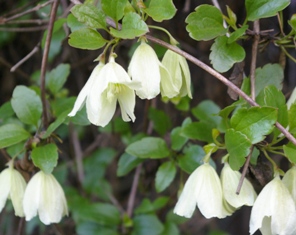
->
[174,162,296,235]
[0,160,68,225]
[68,39,192,127]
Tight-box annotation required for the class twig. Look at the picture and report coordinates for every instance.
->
[0,57,30,79]
[250,20,260,100]
[11,43,40,72]
[1,0,54,23]
[0,26,47,32]
[16,218,25,235]
[236,146,254,194]
[40,0,59,129]
[4,19,49,25]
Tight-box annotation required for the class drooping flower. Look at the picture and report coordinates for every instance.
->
[0,160,26,217]
[283,166,296,202]
[174,163,232,219]
[128,40,176,99]
[69,54,139,127]
[23,171,68,225]
[161,49,192,100]
[220,162,257,208]
[249,174,296,235]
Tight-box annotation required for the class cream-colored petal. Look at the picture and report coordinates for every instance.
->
[38,173,68,225]
[159,62,179,98]
[221,163,256,208]
[178,55,192,98]
[260,217,272,235]
[10,168,26,217]
[128,42,161,99]
[117,86,136,122]
[68,63,104,117]
[195,163,231,219]
[23,171,43,221]
[283,166,296,202]
[0,169,11,212]
[162,50,182,90]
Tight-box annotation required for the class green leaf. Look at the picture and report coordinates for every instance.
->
[0,124,30,148]
[125,137,170,159]
[101,0,127,22]
[155,161,176,192]
[161,222,179,235]
[254,63,283,97]
[0,101,14,120]
[228,25,248,44]
[181,121,214,143]
[210,36,245,72]
[110,12,148,39]
[76,222,118,235]
[11,85,42,127]
[117,153,143,177]
[132,214,164,235]
[31,143,58,174]
[230,107,278,144]
[135,197,169,214]
[67,13,86,32]
[47,64,70,94]
[148,107,171,136]
[289,103,296,133]
[69,28,107,50]
[192,100,221,126]
[170,127,188,151]
[246,0,290,21]
[225,129,252,170]
[284,144,296,164]
[71,3,106,29]
[144,0,176,22]
[185,4,227,41]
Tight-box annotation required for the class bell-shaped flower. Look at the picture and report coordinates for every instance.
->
[23,171,68,225]
[161,49,192,100]
[283,166,296,202]
[0,160,26,217]
[69,55,139,127]
[220,162,257,208]
[174,163,232,219]
[128,40,164,99]
[249,175,296,235]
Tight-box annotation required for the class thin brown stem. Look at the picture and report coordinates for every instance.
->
[11,43,40,72]
[0,26,47,32]
[236,146,254,194]
[250,20,260,100]
[40,0,59,129]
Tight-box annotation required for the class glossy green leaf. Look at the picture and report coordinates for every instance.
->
[210,36,245,72]
[135,197,169,214]
[11,85,42,127]
[148,107,171,136]
[69,28,107,50]
[246,0,290,21]
[192,100,221,126]
[132,214,164,235]
[47,64,70,94]
[126,137,170,159]
[230,107,277,144]
[284,144,296,164]
[117,153,143,177]
[177,144,205,174]
[170,127,188,151]
[110,12,148,39]
[0,124,30,148]
[31,143,58,174]
[181,121,214,143]
[144,0,176,22]
[155,161,176,192]
[185,4,227,41]
[67,13,85,32]
[228,25,248,44]
[289,103,296,134]
[71,3,106,29]
[225,128,252,170]
[101,0,127,22]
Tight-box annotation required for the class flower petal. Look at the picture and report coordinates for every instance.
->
[159,62,179,98]
[0,169,11,213]
[10,168,26,217]
[117,86,136,122]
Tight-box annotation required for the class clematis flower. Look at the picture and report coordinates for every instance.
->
[161,49,192,100]
[220,162,257,208]
[249,174,296,235]
[23,171,68,225]
[69,54,139,127]
[128,40,174,99]
[174,163,232,219]
[283,166,296,202]
[0,160,26,217]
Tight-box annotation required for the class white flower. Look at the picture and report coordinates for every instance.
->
[161,49,192,99]
[174,163,232,219]
[220,162,257,208]
[249,175,296,235]
[23,171,68,225]
[283,166,296,202]
[128,40,163,99]
[69,55,139,127]
[0,160,26,217]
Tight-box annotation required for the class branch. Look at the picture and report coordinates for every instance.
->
[250,20,260,100]
[40,0,59,129]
